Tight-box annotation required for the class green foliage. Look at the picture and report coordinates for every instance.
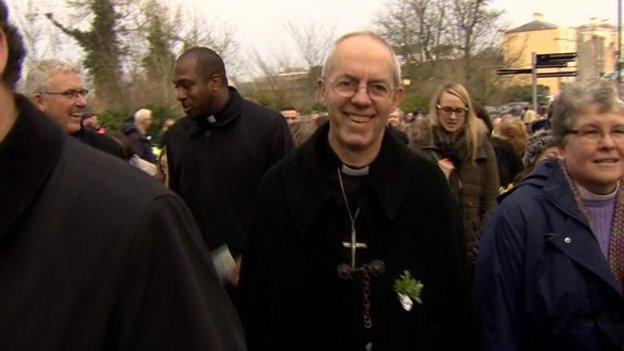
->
[98,104,178,135]
[400,91,429,115]
[252,92,284,110]
[393,270,424,304]
[307,102,327,114]
[98,106,133,132]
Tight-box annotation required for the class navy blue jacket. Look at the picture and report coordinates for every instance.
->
[475,160,624,350]
[121,123,156,163]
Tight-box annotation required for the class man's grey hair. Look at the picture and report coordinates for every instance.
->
[25,59,81,96]
[551,79,624,143]
[320,31,402,88]
[134,108,153,122]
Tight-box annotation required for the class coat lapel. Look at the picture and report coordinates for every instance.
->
[0,95,64,239]
[367,129,410,220]
[542,163,622,295]
[283,123,410,235]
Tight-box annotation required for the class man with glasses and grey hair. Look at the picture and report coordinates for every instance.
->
[239,31,477,351]
[26,59,126,159]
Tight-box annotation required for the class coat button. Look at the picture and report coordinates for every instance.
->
[564,237,572,244]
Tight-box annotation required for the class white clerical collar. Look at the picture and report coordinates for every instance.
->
[576,182,618,201]
[341,164,369,176]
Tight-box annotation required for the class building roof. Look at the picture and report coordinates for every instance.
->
[507,20,558,34]
[576,23,617,31]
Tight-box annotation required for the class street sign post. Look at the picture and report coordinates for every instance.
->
[496,51,578,111]
[496,69,533,75]
[536,71,577,78]
[536,52,577,68]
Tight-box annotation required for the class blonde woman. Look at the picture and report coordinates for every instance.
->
[409,83,499,263]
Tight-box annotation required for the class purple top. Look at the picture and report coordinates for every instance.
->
[579,185,617,260]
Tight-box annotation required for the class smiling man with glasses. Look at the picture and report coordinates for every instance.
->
[27,60,88,134]
[25,59,126,159]
[240,31,478,351]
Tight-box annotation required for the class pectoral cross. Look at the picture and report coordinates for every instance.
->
[342,227,368,269]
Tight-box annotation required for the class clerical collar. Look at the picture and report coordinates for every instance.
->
[341,164,369,177]
[576,182,618,201]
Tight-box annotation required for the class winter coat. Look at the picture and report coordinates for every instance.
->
[240,122,478,351]
[409,118,499,263]
[0,95,246,351]
[121,122,156,163]
[475,160,624,350]
[71,127,128,160]
[167,87,294,256]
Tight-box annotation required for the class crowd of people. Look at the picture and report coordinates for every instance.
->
[1,1,624,349]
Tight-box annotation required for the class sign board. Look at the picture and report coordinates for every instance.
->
[496,68,532,75]
[534,62,569,68]
[536,52,577,68]
[536,71,577,78]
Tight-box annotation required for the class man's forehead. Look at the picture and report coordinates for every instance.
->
[48,70,84,87]
[328,36,395,80]
[174,56,201,75]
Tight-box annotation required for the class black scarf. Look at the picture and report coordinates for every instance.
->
[430,126,468,168]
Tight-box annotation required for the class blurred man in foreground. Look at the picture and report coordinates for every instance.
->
[0,4,245,350]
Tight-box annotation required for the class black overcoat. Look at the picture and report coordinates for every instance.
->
[0,95,246,350]
[240,123,478,350]
[167,88,294,256]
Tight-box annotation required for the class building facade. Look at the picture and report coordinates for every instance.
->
[503,13,576,95]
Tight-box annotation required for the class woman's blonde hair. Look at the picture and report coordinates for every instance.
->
[429,83,481,163]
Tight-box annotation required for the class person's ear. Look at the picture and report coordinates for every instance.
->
[0,26,8,76]
[31,93,47,111]
[392,87,406,109]
[317,79,327,104]
[210,73,225,92]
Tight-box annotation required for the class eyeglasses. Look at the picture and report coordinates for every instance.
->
[437,105,468,117]
[327,78,395,100]
[40,88,89,99]
[568,126,624,144]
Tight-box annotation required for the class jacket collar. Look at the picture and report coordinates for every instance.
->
[526,161,622,295]
[191,87,242,136]
[0,94,64,239]
[283,123,411,235]
[532,161,592,229]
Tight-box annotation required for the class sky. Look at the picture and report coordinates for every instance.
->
[8,0,620,79]
[172,0,617,73]
[176,0,618,46]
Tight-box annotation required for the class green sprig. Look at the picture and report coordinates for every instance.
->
[393,270,424,304]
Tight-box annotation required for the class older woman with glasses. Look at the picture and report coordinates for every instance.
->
[475,79,624,350]
[410,83,499,264]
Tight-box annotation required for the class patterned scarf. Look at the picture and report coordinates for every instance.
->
[558,160,624,291]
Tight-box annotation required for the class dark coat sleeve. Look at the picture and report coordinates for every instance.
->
[268,116,294,165]
[481,138,500,219]
[166,143,180,194]
[474,202,525,351]
[238,167,284,350]
[112,194,246,351]
[417,162,480,350]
